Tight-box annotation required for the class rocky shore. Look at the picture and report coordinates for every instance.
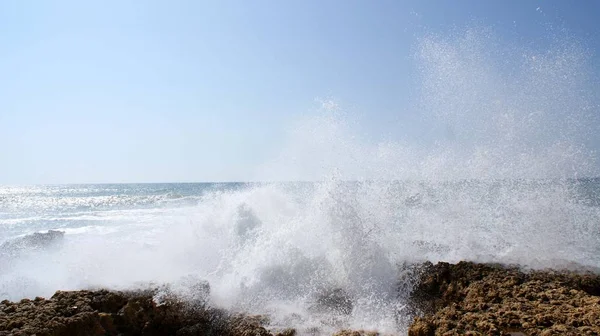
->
[408,261,600,336]
[0,287,282,336]
[1,261,599,336]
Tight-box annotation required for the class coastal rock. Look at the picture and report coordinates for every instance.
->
[2,261,599,335]
[275,328,297,336]
[0,288,272,336]
[332,330,381,336]
[311,288,354,316]
[407,261,600,335]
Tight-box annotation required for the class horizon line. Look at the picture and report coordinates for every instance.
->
[2,176,599,187]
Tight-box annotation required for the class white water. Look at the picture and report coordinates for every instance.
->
[2,28,600,334]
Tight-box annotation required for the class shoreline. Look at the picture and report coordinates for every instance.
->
[1,261,599,336]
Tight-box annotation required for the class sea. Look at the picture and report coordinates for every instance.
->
[2,27,600,334]
[1,180,600,333]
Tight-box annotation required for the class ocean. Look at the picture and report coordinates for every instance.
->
[1,180,599,333]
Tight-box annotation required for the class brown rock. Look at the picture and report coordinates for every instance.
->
[332,330,380,336]
[275,328,297,336]
[0,287,276,336]
[408,318,435,336]
[407,261,600,335]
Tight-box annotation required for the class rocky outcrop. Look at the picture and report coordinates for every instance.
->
[2,261,599,335]
[407,261,600,336]
[0,288,273,336]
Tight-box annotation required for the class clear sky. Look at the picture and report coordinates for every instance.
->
[1,1,599,184]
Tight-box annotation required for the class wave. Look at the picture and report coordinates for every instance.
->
[0,230,65,255]
[2,180,599,332]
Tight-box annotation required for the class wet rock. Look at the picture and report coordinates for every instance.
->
[407,319,435,336]
[332,330,381,336]
[407,261,600,335]
[0,288,273,336]
[3,261,599,335]
[311,288,353,315]
[274,328,297,336]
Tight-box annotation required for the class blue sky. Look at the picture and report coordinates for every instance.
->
[1,1,599,184]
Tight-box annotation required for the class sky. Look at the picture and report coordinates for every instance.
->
[1,0,599,184]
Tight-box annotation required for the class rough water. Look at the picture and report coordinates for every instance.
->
[2,29,600,334]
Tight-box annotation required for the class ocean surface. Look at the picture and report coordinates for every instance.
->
[0,183,243,242]
[1,181,600,333]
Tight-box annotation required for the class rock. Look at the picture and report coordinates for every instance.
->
[275,328,296,336]
[332,330,381,336]
[310,288,353,315]
[2,261,599,335]
[407,261,600,335]
[0,288,274,336]
[408,319,435,336]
